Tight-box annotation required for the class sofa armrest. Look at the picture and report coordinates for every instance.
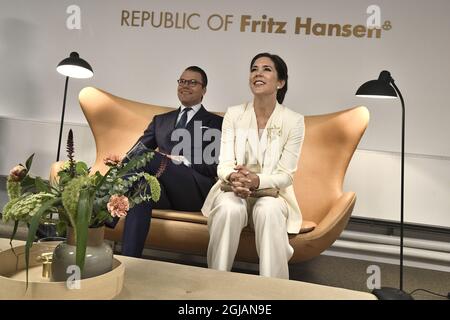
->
[301,192,356,241]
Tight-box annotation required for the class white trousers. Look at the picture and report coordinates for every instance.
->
[207,192,294,279]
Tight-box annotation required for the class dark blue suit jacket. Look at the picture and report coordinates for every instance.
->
[138,105,223,198]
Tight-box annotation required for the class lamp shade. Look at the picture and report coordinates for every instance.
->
[56,52,93,79]
[355,70,397,99]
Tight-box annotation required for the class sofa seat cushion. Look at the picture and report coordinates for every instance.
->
[152,209,207,224]
[152,209,316,233]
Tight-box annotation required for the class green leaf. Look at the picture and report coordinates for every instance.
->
[35,177,51,193]
[9,220,19,244]
[9,221,19,257]
[75,162,89,175]
[75,187,95,273]
[94,167,114,192]
[116,155,143,176]
[56,220,67,237]
[20,176,36,193]
[25,153,35,171]
[58,174,71,187]
[90,210,110,227]
[58,170,69,178]
[25,197,61,288]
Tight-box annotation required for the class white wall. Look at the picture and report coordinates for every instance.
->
[0,116,95,177]
[0,0,449,227]
[344,149,450,228]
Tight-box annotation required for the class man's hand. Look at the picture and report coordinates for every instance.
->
[165,154,191,166]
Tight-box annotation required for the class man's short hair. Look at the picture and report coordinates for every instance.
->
[185,66,208,88]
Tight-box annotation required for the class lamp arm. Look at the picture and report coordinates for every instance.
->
[391,79,405,291]
[56,76,69,162]
[391,81,405,115]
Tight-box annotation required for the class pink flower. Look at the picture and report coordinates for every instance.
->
[107,195,129,218]
[103,154,122,167]
[9,165,27,182]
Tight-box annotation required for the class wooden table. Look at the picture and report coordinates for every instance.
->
[0,238,376,300]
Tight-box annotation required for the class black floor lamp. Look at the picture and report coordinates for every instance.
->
[356,70,413,300]
[36,52,93,240]
[55,52,93,161]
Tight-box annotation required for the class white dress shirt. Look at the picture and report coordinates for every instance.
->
[176,103,202,127]
[172,103,202,167]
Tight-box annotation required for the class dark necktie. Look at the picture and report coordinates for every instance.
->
[175,107,192,129]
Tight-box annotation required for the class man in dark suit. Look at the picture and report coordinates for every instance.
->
[108,66,223,258]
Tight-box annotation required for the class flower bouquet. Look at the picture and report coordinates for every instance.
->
[2,129,161,282]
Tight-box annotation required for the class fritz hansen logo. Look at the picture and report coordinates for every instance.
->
[240,16,392,38]
[118,5,392,39]
[64,4,392,39]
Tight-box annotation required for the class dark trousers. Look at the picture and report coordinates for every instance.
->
[107,151,208,258]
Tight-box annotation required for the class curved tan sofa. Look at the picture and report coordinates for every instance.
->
[69,87,369,263]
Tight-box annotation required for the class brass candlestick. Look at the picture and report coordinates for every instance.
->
[37,252,53,278]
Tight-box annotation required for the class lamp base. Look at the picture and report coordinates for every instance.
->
[372,287,414,300]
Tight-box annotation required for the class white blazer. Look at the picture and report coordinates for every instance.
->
[201,102,305,234]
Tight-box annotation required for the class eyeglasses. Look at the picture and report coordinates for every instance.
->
[177,78,203,87]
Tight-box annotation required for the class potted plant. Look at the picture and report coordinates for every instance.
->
[2,129,161,283]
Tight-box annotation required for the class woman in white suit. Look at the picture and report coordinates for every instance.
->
[201,53,305,279]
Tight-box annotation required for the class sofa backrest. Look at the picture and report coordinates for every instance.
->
[295,108,369,224]
[79,87,369,224]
